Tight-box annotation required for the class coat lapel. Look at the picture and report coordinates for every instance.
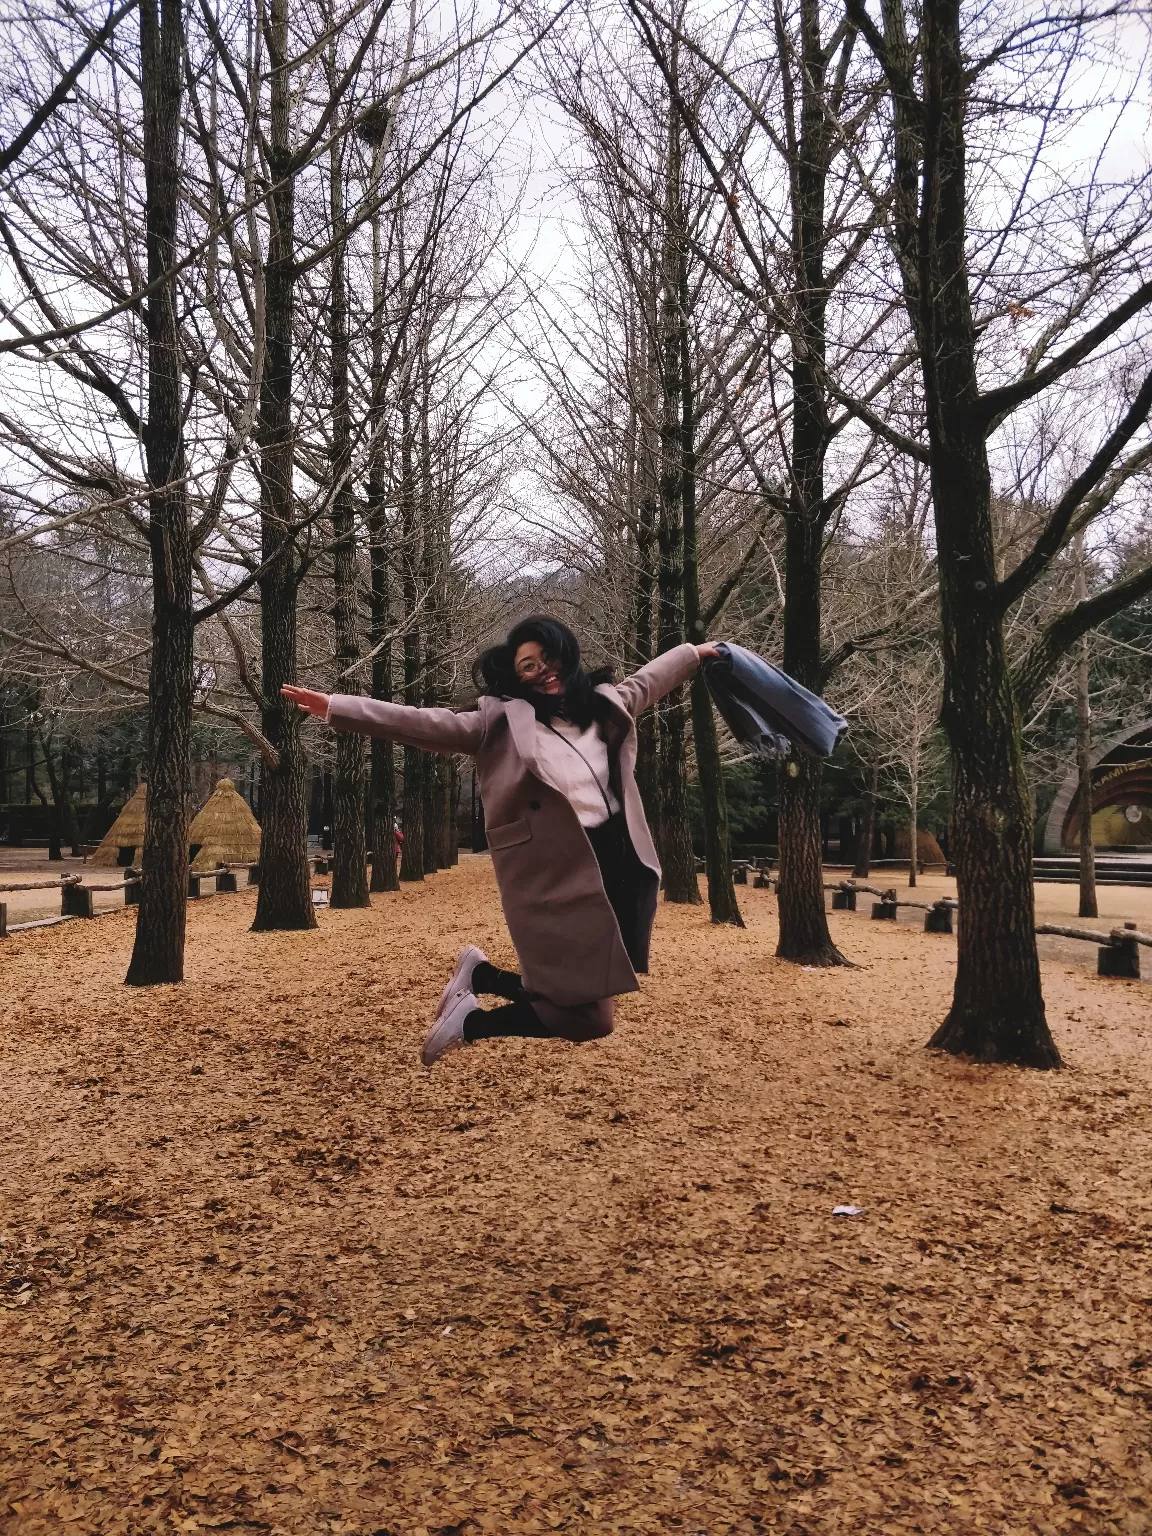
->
[504,698,541,774]
[594,685,634,753]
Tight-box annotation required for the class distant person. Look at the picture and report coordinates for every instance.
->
[283,617,718,1066]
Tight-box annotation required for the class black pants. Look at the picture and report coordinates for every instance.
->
[583,813,647,971]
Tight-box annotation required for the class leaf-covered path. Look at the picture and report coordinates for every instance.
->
[2,858,1150,1534]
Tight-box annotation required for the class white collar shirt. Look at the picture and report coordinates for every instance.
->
[533,718,620,827]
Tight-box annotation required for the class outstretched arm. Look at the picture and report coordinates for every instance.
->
[612,643,719,718]
[282,686,485,755]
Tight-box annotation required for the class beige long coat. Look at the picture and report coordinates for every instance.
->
[326,643,700,1006]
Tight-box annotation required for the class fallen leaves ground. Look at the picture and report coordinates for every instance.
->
[2,857,1151,1536]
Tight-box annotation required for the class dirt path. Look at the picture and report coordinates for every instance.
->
[2,859,1150,1534]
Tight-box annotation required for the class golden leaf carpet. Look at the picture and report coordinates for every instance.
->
[1,857,1150,1535]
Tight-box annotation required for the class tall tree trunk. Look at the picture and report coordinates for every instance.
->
[853,761,878,879]
[893,0,1056,1065]
[368,578,398,891]
[908,749,919,888]
[62,748,81,856]
[656,61,699,905]
[1074,544,1097,918]
[680,266,742,926]
[776,523,845,963]
[632,289,662,843]
[419,357,440,876]
[447,760,460,865]
[252,0,316,932]
[366,196,399,894]
[398,379,424,882]
[38,741,63,862]
[126,0,194,984]
[432,756,451,869]
[328,119,369,909]
[25,719,35,802]
[775,0,846,966]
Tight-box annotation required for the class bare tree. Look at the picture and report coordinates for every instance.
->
[843,0,1152,1065]
[626,0,893,962]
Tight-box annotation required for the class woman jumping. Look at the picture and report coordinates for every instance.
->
[282,617,718,1067]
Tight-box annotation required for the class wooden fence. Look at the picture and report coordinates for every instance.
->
[722,862,1148,981]
[0,861,283,940]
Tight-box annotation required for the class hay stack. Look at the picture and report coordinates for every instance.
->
[88,783,147,866]
[188,777,261,870]
[893,826,946,865]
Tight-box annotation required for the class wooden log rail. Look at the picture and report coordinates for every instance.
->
[809,876,1146,976]
[817,883,1146,979]
[0,862,255,938]
[0,874,82,893]
[1036,922,1152,947]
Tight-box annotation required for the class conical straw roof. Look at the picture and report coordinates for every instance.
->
[188,777,261,870]
[88,783,147,866]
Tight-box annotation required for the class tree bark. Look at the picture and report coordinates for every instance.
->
[1074,544,1097,918]
[448,759,460,865]
[1075,534,1099,909]
[126,0,193,984]
[776,521,846,964]
[398,377,424,882]
[252,0,316,933]
[680,255,741,926]
[328,118,369,909]
[908,749,918,889]
[62,747,82,855]
[853,761,878,879]
[772,0,846,965]
[419,356,441,876]
[656,60,700,905]
[25,720,35,803]
[1075,641,1097,918]
[632,286,662,844]
[37,740,64,863]
[367,195,399,895]
[899,0,1056,1065]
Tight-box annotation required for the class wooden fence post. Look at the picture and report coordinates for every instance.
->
[61,884,94,919]
[925,902,953,934]
[872,889,898,920]
[1099,925,1141,979]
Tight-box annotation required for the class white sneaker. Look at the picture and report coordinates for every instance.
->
[434,944,487,1024]
[421,991,476,1067]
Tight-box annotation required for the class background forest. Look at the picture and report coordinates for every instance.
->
[1,0,1151,1065]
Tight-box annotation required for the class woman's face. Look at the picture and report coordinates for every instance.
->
[514,640,563,695]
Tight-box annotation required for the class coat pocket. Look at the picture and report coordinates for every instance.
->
[486,817,532,850]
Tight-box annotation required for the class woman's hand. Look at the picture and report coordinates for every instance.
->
[281,684,330,717]
[695,642,722,661]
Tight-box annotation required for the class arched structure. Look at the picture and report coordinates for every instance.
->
[1043,719,1152,853]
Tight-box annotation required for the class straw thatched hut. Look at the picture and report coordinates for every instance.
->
[893,826,946,866]
[188,777,261,871]
[88,783,147,866]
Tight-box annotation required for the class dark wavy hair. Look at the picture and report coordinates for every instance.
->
[472,616,614,728]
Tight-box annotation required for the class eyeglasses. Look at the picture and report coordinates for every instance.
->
[515,656,555,681]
